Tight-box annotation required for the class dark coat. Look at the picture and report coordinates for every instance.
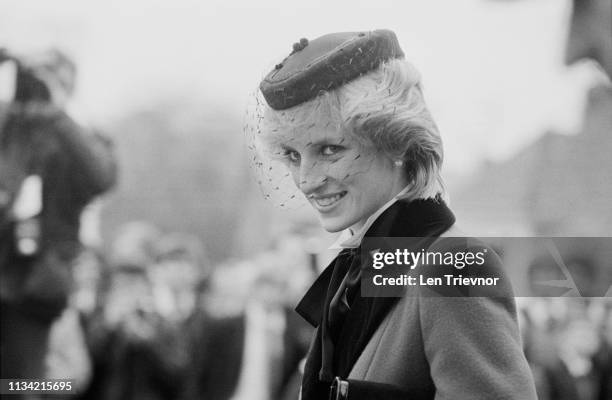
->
[0,103,116,322]
[180,311,246,400]
[297,198,538,400]
[0,102,116,380]
[78,310,187,400]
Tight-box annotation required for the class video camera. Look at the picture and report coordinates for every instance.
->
[0,47,76,106]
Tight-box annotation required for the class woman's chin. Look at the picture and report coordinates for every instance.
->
[318,216,351,233]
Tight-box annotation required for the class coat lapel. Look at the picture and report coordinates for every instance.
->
[297,254,350,400]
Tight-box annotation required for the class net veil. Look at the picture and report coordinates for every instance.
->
[244,85,380,211]
[244,88,304,210]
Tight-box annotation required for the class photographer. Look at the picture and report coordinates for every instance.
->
[76,224,188,400]
[0,48,117,384]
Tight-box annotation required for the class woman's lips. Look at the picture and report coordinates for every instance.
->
[309,191,347,211]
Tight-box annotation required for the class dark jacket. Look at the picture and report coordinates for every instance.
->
[180,310,246,400]
[297,198,538,400]
[0,103,117,322]
[78,310,187,400]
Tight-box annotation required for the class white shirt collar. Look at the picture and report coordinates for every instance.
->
[329,185,412,249]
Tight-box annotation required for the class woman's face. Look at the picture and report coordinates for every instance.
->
[276,117,408,232]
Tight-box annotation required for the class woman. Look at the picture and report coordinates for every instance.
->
[252,30,537,400]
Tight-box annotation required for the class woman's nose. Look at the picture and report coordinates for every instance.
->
[296,160,327,195]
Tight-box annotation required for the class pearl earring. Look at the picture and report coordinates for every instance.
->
[394,160,404,167]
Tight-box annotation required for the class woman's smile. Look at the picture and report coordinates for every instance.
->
[308,190,347,211]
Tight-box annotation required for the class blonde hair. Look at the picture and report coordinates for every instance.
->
[262,58,445,200]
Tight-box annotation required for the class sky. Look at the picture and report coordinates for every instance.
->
[0,0,607,175]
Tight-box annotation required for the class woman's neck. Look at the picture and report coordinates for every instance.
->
[349,184,413,236]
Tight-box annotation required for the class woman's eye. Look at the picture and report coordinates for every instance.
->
[285,150,300,163]
[321,145,342,156]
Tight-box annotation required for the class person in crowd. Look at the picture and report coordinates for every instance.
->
[518,304,581,400]
[97,265,184,400]
[43,250,108,396]
[73,252,113,400]
[180,239,314,400]
[76,223,186,400]
[0,48,116,387]
[179,270,246,400]
[151,232,209,322]
[565,0,612,79]
[270,235,318,400]
[251,29,537,399]
[559,318,604,400]
[230,261,300,400]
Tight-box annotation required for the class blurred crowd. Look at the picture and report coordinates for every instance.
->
[42,222,316,400]
[518,298,612,400]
